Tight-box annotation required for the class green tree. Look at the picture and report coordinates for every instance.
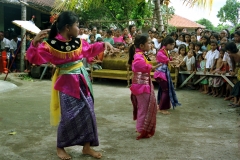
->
[217,0,240,26]
[53,0,152,28]
[196,18,214,30]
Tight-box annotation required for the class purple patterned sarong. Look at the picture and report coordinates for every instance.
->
[57,75,99,148]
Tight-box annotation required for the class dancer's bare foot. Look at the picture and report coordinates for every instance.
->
[82,147,102,159]
[57,147,71,160]
[159,110,170,115]
[202,91,208,94]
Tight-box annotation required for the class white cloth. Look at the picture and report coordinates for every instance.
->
[1,38,11,50]
[183,56,195,71]
[222,52,233,71]
[151,38,159,49]
[147,48,157,55]
[176,40,187,47]
[77,34,88,40]
[205,49,219,69]
[10,39,21,51]
[197,35,201,41]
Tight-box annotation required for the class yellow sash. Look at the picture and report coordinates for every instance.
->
[50,62,83,126]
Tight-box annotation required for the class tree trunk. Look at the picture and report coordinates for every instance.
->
[154,0,164,32]
[152,11,156,27]
[20,0,26,72]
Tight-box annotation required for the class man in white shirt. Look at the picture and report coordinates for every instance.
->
[149,30,159,49]
[0,31,10,59]
[77,25,88,40]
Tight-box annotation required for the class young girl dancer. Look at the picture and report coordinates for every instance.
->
[129,34,160,140]
[27,11,117,160]
[154,36,181,114]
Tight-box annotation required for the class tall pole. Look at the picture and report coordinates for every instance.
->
[20,0,27,72]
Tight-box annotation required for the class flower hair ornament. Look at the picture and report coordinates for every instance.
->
[50,14,59,24]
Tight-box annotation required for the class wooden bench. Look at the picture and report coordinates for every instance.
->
[178,71,236,88]
[90,52,130,86]
[90,53,179,88]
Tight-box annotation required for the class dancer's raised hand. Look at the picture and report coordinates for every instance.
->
[33,29,51,46]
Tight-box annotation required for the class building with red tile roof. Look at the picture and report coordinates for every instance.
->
[169,14,205,29]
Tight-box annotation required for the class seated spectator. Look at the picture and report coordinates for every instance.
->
[113,28,124,44]
[103,30,114,45]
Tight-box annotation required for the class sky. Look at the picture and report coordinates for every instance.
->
[169,0,227,27]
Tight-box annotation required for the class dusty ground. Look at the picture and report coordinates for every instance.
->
[0,73,240,160]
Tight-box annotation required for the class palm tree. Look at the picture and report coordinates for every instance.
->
[182,0,214,9]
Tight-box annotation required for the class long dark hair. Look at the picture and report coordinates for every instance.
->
[160,36,175,49]
[128,34,149,65]
[49,11,79,39]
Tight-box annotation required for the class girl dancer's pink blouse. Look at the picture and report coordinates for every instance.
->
[27,34,104,99]
[130,48,152,95]
[153,46,170,81]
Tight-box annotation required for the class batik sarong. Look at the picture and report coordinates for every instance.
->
[130,72,157,140]
[57,75,99,148]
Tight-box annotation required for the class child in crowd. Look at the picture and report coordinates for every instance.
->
[201,35,210,51]
[156,35,164,50]
[204,40,220,95]
[147,41,157,55]
[199,52,208,94]
[190,34,197,43]
[188,42,195,53]
[123,35,132,46]
[195,42,202,58]
[129,34,160,140]
[225,42,240,107]
[219,37,228,49]
[113,28,124,44]
[234,31,240,49]
[89,34,95,44]
[103,30,114,45]
[118,43,125,52]
[178,50,196,77]
[176,33,187,47]
[184,33,191,47]
[177,44,187,71]
[210,33,219,43]
[210,50,224,97]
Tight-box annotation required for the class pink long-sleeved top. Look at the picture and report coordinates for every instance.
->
[153,46,170,81]
[27,34,104,99]
[130,48,152,95]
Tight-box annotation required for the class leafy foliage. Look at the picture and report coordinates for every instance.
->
[217,0,240,26]
[182,0,214,9]
[196,18,214,30]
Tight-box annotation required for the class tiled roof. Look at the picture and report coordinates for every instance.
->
[27,0,55,13]
[0,0,54,13]
[169,15,206,29]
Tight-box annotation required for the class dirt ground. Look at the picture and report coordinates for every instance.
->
[0,73,240,160]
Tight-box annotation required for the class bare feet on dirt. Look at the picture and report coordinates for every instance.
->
[57,147,71,160]
[82,147,102,159]
[158,110,170,115]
